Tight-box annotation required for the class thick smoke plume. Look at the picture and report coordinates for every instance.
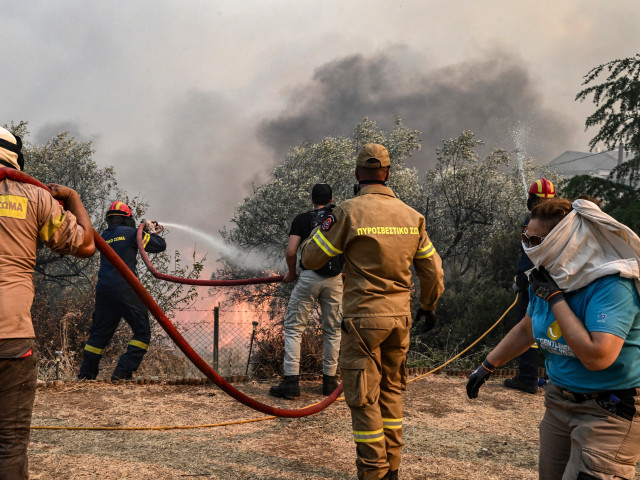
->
[259,49,576,168]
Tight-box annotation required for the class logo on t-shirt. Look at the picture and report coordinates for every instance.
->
[597,312,607,323]
[547,320,562,340]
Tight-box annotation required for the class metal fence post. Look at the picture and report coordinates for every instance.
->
[246,320,259,376]
[213,305,219,371]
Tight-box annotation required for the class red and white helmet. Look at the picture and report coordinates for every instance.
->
[528,178,556,198]
[106,200,132,217]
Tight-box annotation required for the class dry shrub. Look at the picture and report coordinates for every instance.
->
[31,284,95,379]
[251,315,324,379]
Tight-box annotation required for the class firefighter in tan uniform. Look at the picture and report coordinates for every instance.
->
[0,126,95,479]
[302,144,444,480]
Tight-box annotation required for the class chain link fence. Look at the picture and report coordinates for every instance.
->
[36,305,272,381]
[36,305,491,382]
[137,305,274,380]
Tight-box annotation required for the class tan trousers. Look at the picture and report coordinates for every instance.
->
[0,339,37,480]
[539,383,640,480]
[283,270,342,376]
[339,316,410,480]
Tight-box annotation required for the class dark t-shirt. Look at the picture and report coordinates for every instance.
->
[289,209,343,276]
[289,210,316,239]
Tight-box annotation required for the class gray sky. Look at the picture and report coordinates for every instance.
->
[3,1,640,257]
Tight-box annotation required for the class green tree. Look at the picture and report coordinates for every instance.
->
[576,53,640,157]
[559,56,640,235]
[424,131,539,276]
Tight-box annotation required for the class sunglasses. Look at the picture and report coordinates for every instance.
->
[521,228,547,248]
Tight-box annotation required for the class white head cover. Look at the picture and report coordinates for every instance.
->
[0,127,20,169]
[523,199,640,296]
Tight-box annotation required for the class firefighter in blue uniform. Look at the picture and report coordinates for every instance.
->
[78,201,166,381]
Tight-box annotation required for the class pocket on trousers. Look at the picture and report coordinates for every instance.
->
[339,356,370,408]
[581,448,637,480]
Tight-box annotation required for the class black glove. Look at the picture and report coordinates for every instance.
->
[466,359,495,399]
[414,308,436,333]
[529,266,565,306]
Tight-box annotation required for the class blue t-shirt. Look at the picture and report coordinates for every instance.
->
[527,274,640,392]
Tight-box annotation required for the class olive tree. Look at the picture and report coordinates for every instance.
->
[215,117,424,318]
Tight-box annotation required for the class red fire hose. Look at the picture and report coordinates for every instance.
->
[1,168,342,417]
[136,224,283,286]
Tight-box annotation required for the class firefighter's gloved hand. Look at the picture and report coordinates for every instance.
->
[413,308,436,333]
[466,360,495,399]
[529,266,564,306]
[153,221,164,234]
[142,219,164,235]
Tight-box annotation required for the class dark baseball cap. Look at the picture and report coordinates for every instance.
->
[356,143,390,168]
[312,183,332,205]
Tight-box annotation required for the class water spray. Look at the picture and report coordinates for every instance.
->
[510,121,531,201]
[161,222,281,271]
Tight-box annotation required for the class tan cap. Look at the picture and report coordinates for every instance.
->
[0,127,19,170]
[356,143,390,168]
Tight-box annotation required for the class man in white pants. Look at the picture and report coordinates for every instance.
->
[270,184,343,399]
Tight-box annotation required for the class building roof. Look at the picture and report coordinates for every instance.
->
[545,150,619,178]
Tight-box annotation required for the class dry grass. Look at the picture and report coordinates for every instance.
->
[29,374,640,480]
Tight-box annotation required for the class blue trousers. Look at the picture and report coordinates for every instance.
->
[78,289,151,380]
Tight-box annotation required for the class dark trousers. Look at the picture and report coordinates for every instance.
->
[515,287,539,384]
[78,289,151,380]
[0,339,37,480]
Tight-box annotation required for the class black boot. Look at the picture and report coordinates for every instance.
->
[504,376,537,394]
[322,374,338,395]
[111,369,133,382]
[78,350,101,380]
[383,470,398,480]
[269,375,300,399]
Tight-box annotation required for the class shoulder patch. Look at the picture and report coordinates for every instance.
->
[321,214,336,232]
[0,195,28,220]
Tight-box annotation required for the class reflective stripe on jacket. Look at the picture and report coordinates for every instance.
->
[301,184,444,317]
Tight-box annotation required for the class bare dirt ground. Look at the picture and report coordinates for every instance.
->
[29,374,640,480]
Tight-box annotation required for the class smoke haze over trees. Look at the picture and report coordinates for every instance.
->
[3,122,204,369]
[259,49,575,171]
[218,119,549,375]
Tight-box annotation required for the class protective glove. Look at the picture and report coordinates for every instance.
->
[466,359,495,399]
[529,266,564,306]
[413,308,436,333]
[511,275,521,293]
[141,219,164,235]
[153,221,164,234]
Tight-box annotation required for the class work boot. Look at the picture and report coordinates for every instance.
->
[383,470,399,480]
[269,375,300,399]
[504,376,537,394]
[322,374,339,395]
[111,370,133,382]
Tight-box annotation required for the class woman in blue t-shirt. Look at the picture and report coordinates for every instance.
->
[466,197,640,479]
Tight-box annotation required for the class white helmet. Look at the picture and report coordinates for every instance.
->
[0,127,23,170]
